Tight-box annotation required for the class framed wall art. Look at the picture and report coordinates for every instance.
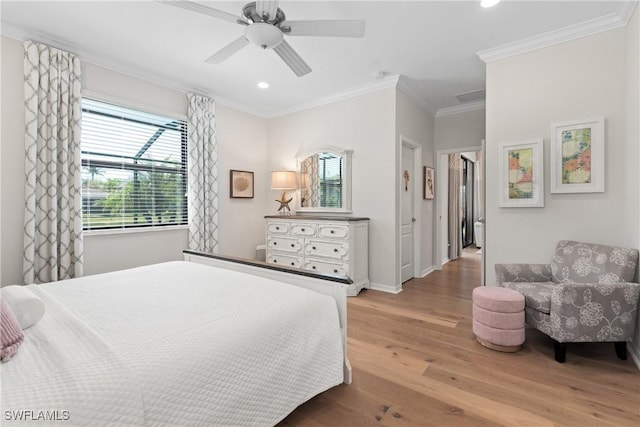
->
[550,117,604,193]
[498,139,544,208]
[423,166,434,200]
[230,170,254,199]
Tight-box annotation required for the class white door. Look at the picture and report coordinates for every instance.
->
[401,144,415,283]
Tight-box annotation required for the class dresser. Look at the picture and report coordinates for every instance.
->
[265,215,369,296]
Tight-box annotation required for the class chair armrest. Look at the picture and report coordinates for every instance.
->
[550,282,640,341]
[494,264,553,284]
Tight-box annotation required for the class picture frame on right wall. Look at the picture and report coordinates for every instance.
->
[550,117,605,193]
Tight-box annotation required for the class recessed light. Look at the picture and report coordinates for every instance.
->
[480,0,501,8]
[257,81,269,89]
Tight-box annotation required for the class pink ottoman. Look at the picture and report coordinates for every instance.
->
[472,286,525,352]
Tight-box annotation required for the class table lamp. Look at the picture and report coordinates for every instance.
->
[271,170,297,215]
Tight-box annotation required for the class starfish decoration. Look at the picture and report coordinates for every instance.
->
[275,191,293,213]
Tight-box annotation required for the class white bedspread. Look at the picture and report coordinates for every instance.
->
[1,261,344,426]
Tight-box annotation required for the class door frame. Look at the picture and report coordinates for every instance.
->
[434,144,485,285]
[397,136,423,289]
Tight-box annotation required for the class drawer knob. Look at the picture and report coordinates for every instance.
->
[312,266,316,270]
[301,228,305,232]
[334,269,338,273]
[330,230,335,234]
[276,227,280,230]
[291,244,294,247]
[274,242,277,245]
[291,262,295,266]
[273,260,277,263]
[333,248,338,253]
[312,246,316,250]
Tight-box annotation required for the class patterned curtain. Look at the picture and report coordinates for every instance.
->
[300,155,319,207]
[23,41,83,284]
[448,153,463,260]
[186,93,219,253]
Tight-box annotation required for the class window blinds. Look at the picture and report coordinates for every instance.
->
[81,98,188,230]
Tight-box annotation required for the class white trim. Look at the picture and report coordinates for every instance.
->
[477,3,637,63]
[396,76,436,115]
[82,90,188,121]
[434,145,483,273]
[266,75,401,118]
[419,266,435,278]
[399,136,423,285]
[368,282,403,294]
[83,224,189,237]
[436,101,486,118]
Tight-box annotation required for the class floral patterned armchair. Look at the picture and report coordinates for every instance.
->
[495,240,640,363]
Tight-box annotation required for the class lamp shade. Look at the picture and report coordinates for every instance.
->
[271,170,297,190]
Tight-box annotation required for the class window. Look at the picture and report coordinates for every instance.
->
[81,98,188,231]
[318,153,342,208]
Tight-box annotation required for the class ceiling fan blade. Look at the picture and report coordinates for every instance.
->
[156,0,247,25]
[205,36,250,64]
[281,20,365,37]
[273,40,311,77]
[256,1,279,22]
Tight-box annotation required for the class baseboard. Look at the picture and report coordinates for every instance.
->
[419,266,435,278]
[628,340,640,371]
[369,282,403,294]
[441,258,451,266]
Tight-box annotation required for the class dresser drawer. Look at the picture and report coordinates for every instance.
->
[267,236,303,254]
[291,223,317,237]
[318,224,349,239]
[267,254,302,268]
[304,258,349,276]
[267,222,290,234]
[305,239,349,260]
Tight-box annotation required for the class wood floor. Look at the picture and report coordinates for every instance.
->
[279,249,640,427]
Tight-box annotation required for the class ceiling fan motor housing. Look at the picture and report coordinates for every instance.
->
[245,23,284,49]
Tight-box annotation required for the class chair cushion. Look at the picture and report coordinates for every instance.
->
[501,282,556,314]
[551,240,639,284]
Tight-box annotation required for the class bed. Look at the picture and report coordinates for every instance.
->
[0,251,351,426]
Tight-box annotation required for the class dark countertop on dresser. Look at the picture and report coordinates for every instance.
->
[264,215,369,221]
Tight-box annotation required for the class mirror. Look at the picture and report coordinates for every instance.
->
[297,147,352,213]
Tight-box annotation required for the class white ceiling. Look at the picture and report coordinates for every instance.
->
[1,1,635,117]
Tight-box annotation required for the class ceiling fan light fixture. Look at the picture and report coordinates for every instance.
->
[245,22,284,49]
[480,0,501,8]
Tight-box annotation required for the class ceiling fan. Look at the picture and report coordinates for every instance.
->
[158,0,365,77]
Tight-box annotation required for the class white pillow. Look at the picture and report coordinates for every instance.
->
[1,285,45,329]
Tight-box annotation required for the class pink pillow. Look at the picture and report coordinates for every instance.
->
[1,297,24,362]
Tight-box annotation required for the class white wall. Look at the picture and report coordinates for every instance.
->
[625,7,640,362]
[396,89,436,278]
[216,105,269,258]
[267,88,397,289]
[0,35,269,283]
[485,23,637,286]
[435,108,486,151]
[1,36,28,285]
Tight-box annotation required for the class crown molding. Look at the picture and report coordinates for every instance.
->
[477,1,638,63]
[436,100,486,118]
[264,74,400,118]
[396,76,436,116]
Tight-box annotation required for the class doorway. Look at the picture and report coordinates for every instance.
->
[399,136,422,286]
[435,144,485,285]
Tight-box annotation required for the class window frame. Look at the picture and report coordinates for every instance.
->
[80,96,189,232]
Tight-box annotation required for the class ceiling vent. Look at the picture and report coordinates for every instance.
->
[455,89,486,103]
